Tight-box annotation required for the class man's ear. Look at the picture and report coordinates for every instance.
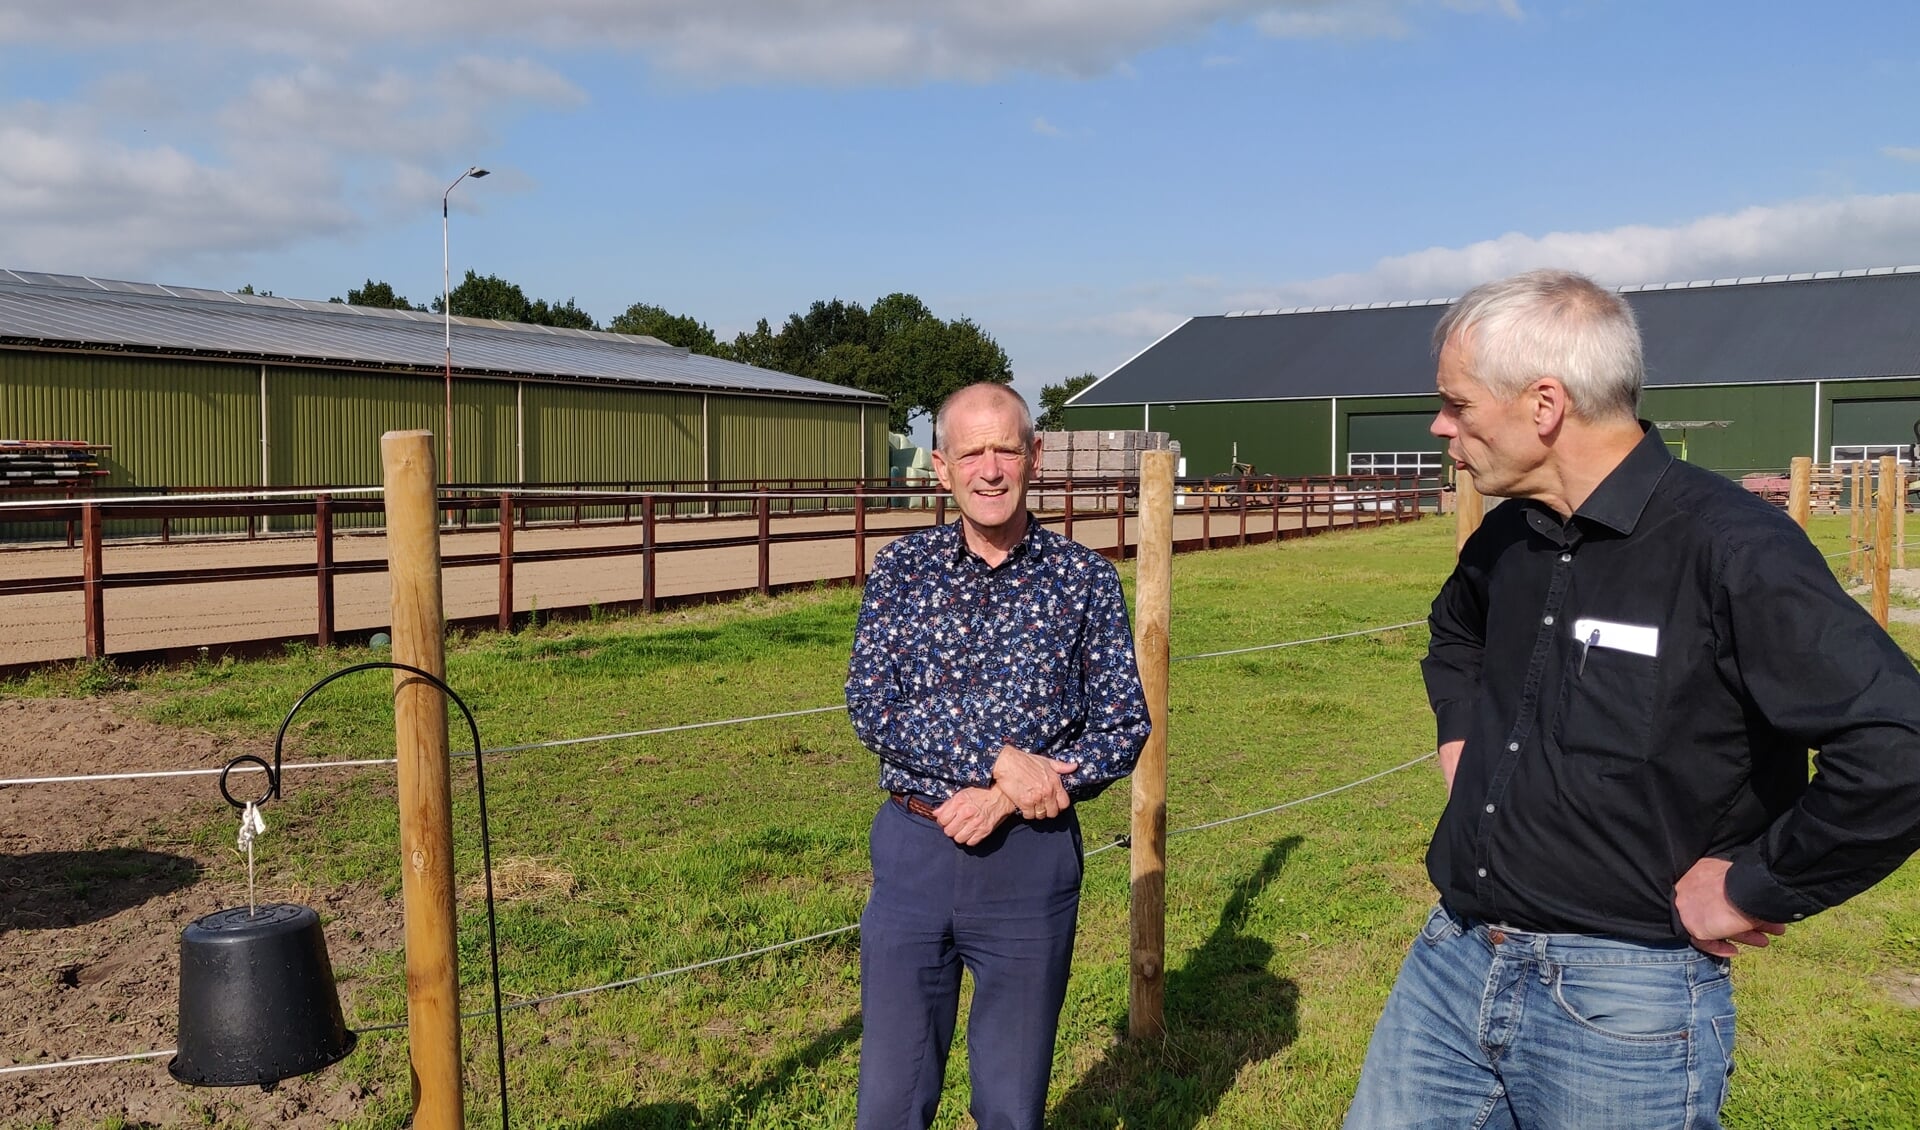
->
[1531,377,1569,436]
[931,449,953,491]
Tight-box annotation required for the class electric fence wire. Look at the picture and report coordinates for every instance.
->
[0,621,1429,789]
[0,745,1438,1079]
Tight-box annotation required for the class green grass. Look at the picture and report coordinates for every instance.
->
[8,514,1920,1127]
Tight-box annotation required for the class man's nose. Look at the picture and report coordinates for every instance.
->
[1430,412,1453,439]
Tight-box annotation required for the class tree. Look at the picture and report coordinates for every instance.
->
[609,303,725,356]
[432,270,598,329]
[1037,372,1098,430]
[329,279,426,311]
[722,292,1011,431]
[235,283,274,297]
[529,297,598,331]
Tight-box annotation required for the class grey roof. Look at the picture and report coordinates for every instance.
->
[1073,266,1920,406]
[0,270,885,403]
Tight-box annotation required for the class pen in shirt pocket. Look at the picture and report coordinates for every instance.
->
[1577,627,1599,677]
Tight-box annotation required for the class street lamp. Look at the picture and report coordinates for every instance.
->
[442,165,490,485]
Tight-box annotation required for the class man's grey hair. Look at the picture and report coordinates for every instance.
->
[934,382,1035,452]
[1432,269,1644,423]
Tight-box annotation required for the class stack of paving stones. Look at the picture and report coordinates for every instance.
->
[1033,430,1175,510]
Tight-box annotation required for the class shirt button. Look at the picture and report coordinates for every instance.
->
[1477,868,1489,878]
[1542,614,1555,626]
[1792,913,1805,921]
[1508,742,1520,751]
[1485,803,1496,814]
[1560,553,1572,563]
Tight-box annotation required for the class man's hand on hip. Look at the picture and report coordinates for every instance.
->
[935,786,1017,846]
[1674,856,1788,957]
[991,744,1077,821]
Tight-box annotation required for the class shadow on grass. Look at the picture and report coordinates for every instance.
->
[571,1010,862,1129]
[0,849,199,937]
[1051,835,1304,1130]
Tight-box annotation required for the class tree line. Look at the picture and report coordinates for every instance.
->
[326,273,1095,433]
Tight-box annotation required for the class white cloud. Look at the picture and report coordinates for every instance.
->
[0,53,584,278]
[1,1,1518,84]
[0,120,356,274]
[1223,194,1920,309]
[1032,116,1066,137]
[1883,145,1920,162]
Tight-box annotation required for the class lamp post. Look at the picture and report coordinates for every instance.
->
[442,166,490,486]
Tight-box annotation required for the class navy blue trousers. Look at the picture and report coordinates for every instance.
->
[856,796,1084,1130]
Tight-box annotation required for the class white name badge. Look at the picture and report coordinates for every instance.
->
[1572,617,1659,658]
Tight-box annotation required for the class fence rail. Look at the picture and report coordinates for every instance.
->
[0,475,1438,673]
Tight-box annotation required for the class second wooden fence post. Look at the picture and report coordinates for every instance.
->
[1130,449,1174,1041]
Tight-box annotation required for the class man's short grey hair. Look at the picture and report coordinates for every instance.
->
[934,382,1035,452]
[1432,269,1644,423]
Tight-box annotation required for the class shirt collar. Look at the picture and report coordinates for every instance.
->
[1571,421,1671,536]
[947,512,1045,568]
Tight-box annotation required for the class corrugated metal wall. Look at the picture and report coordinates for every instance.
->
[0,349,259,487]
[270,367,441,485]
[522,384,702,482]
[0,348,261,536]
[711,396,840,512]
[865,406,891,481]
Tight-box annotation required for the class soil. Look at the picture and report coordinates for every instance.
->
[0,696,398,1128]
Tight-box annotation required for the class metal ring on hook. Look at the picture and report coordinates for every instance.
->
[218,753,277,810]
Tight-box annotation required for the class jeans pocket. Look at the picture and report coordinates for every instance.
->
[1418,903,1465,947]
[1550,960,1692,1042]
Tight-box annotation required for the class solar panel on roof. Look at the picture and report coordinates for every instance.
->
[0,270,883,402]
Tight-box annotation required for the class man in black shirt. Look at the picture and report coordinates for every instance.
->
[1345,269,1920,1129]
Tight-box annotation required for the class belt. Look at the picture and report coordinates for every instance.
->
[889,792,940,820]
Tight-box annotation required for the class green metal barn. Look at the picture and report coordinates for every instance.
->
[1066,267,1920,480]
[0,271,889,495]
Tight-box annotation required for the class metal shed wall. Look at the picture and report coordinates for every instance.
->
[521,384,704,483]
[710,396,866,512]
[0,348,258,488]
[0,349,261,536]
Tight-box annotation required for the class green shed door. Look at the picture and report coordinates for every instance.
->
[1346,411,1443,475]
[1830,398,1920,457]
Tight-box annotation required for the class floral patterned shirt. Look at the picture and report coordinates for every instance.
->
[846,516,1150,802]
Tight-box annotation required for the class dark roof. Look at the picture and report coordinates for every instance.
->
[1073,267,1920,406]
[0,270,885,403]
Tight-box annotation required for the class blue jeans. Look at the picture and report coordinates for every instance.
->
[856,797,1084,1130]
[1345,903,1736,1130]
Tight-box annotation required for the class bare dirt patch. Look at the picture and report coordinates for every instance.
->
[0,695,399,1128]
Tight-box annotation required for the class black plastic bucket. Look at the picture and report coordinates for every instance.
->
[169,903,357,1088]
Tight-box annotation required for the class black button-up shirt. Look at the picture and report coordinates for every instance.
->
[1425,425,1920,940]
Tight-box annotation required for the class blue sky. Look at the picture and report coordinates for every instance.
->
[3,1,1919,413]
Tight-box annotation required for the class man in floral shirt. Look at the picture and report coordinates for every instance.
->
[846,382,1149,1130]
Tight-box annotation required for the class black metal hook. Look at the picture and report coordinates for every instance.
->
[217,661,481,812]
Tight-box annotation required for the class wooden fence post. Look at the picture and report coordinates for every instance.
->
[1237,476,1248,547]
[1455,470,1485,556]
[1115,483,1128,560]
[1874,456,1897,628]
[641,494,657,614]
[1851,462,1866,581]
[757,491,772,596]
[315,494,335,648]
[82,502,104,660]
[1063,480,1075,541]
[1130,449,1173,1041]
[1899,464,1909,570]
[1788,456,1812,531]
[378,430,463,1130]
[497,493,514,633]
